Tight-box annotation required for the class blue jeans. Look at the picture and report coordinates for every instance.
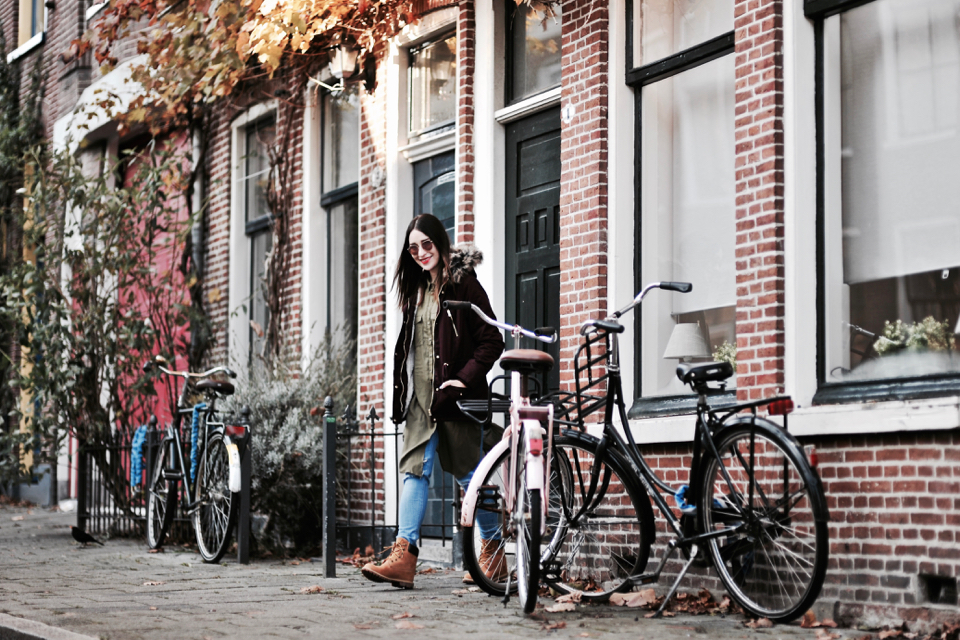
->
[397,431,500,544]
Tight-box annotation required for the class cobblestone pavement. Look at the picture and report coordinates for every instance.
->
[0,504,866,640]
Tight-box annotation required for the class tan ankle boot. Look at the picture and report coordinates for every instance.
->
[362,538,418,589]
[463,538,508,584]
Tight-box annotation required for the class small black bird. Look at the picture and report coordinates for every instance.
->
[71,526,104,547]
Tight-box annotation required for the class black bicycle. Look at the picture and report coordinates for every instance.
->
[142,355,247,563]
[486,282,829,623]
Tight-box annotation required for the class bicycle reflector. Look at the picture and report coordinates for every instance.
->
[767,398,794,416]
[225,424,247,438]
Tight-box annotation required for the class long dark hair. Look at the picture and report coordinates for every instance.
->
[393,214,452,312]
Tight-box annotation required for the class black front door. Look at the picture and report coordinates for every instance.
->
[505,108,562,393]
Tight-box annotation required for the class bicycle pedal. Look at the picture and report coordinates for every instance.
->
[162,469,183,481]
[541,562,562,582]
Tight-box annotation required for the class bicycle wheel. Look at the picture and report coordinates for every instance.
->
[698,421,828,623]
[193,432,238,563]
[146,439,178,549]
[463,447,517,598]
[516,487,541,614]
[542,431,655,601]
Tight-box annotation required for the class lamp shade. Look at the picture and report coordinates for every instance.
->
[329,44,360,80]
[662,323,710,360]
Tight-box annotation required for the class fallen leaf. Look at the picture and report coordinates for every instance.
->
[451,589,471,595]
[579,634,590,638]
[815,620,839,629]
[395,620,424,629]
[142,581,165,586]
[300,585,324,594]
[11,516,23,521]
[544,602,576,613]
[555,591,583,604]
[289,560,300,566]
[814,630,840,640]
[746,618,773,629]
[418,567,437,574]
[467,586,481,593]
[542,621,567,630]
[392,612,414,620]
[353,622,377,630]
[149,606,157,611]
[609,588,658,608]
[147,548,163,553]
[801,610,817,628]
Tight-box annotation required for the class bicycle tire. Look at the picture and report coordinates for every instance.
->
[516,488,541,614]
[541,431,655,601]
[146,439,178,549]
[193,432,238,563]
[698,420,828,623]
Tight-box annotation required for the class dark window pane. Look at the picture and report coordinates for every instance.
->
[508,3,562,103]
[409,33,457,133]
[825,0,960,382]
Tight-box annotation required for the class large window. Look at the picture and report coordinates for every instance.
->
[17,0,43,47]
[506,2,562,104]
[629,0,736,414]
[814,0,960,398]
[409,32,457,135]
[242,117,275,367]
[413,151,455,238]
[322,88,360,342]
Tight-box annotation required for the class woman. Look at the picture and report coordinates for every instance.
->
[361,214,505,589]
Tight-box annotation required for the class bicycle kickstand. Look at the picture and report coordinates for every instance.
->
[650,542,700,619]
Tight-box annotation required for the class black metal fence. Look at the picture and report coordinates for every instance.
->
[332,404,462,559]
[78,424,195,543]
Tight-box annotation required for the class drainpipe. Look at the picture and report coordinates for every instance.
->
[190,126,205,361]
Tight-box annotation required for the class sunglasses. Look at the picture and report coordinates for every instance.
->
[408,239,435,257]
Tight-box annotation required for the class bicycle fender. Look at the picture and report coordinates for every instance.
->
[461,437,512,527]
[223,435,242,494]
[719,416,830,522]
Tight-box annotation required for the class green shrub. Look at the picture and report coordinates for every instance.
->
[224,331,356,556]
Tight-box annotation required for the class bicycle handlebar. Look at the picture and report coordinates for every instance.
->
[442,301,558,344]
[580,281,694,335]
[142,355,237,380]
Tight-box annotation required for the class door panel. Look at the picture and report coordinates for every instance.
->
[505,108,562,392]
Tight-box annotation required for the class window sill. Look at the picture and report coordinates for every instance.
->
[7,31,44,64]
[813,375,960,406]
[494,86,561,125]
[399,128,455,164]
[623,393,960,445]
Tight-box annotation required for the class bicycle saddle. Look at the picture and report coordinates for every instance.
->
[501,349,554,373]
[196,379,235,396]
[676,361,733,386]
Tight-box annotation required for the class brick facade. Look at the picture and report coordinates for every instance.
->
[12,0,960,627]
[733,0,787,401]
[558,0,609,389]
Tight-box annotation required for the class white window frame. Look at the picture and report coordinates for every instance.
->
[228,101,277,374]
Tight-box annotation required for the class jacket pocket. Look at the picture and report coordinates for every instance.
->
[433,385,466,418]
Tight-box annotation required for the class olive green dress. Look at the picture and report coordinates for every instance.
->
[398,283,500,478]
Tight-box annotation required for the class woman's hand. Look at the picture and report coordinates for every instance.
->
[439,379,466,390]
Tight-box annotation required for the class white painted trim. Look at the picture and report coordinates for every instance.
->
[783,0,819,408]
[52,55,146,153]
[626,396,960,445]
[395,7,458,48]
[300,88,326,364]
[85,2,106,21]
[399,128,455,163]
[608,0,636,420]
[228,101,278,375]
[7,31,43,63]
[493,86,562,124]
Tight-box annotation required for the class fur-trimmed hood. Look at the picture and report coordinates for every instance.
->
[449,243,484,284]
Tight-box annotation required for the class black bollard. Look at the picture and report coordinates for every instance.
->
[322,396,337,578]
[238,406,252,565]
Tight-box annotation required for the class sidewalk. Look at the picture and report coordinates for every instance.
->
[0,503,872,640]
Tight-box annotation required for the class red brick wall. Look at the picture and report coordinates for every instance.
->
[455,0,475,243]
[733,0,786,401]
[558,0,609,391]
